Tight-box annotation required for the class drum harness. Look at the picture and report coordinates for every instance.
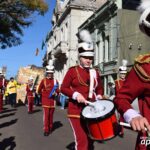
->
[75,67,98,100]
[89,69,98,99]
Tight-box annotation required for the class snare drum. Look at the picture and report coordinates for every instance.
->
[81,100,119,141]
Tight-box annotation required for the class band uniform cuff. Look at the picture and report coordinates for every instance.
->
[123,109,141,123]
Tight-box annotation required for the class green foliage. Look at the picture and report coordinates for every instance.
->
[0,0,48,49]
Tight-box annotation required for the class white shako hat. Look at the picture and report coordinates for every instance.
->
[28,76,34,81]
[119,59,128,74]
[46,60,54,73]
[77,29,94,57]
[138,0,150,36]
[46,65,54,73]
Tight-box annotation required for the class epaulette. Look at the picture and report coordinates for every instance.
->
[134,54,150,82]
[134,53,150,64]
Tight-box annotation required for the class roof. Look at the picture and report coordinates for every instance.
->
[69,0,106,10]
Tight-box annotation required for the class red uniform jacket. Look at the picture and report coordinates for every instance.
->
[61,65,104,118]
[38,78,59,108]
[26,85,35,101]
[114,54,150,123]
[0,78,7,95]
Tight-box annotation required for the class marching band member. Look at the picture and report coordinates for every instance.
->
[115,59,128,137]
[114,1,150,149]
[115,59,128,95]
[38,64,59,136]
[61,30,104,150]
[26,76,35,114]
[0,69,7,112]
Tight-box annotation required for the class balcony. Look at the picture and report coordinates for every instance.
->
[98,59,118,76]
[53,41,69,58]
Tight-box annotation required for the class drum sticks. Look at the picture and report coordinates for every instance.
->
[85,100,95,107]
[120,122,147,131]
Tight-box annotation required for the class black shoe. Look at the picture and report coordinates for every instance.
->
[44,132,49,136]
[119,132,124,138]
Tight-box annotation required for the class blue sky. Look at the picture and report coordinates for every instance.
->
[0,0,56,79]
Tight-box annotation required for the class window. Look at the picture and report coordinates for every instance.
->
[123,0,140,10]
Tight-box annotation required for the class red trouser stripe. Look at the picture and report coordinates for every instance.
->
[69,118,91,150]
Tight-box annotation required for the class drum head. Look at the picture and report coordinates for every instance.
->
[81,100,115,120]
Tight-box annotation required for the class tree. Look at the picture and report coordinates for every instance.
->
[0,0,48,49]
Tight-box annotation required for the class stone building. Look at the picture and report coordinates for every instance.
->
[45,0,150,95]
[45,0,106,82]
[78,0,150,94]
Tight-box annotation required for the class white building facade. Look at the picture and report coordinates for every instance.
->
[45,0,106,83]
[78,0,150,95]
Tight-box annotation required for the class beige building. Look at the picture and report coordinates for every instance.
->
[16,65,45,103]
[45,0,106,82]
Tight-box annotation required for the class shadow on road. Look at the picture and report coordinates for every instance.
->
[32,109,42,114]
[17,100,25,106]
[66,142,75,150]
[0,113,16,119]
[53,121,63,131]
[0,136,16,150]
[3,107,9,110]
[0,119,18,129]
[0,108,17,114]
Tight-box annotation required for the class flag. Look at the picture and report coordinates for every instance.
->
[41,40,45,50]
[35,48,39,56]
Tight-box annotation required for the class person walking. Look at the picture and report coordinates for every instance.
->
[0,69,7,112]
[38,64,59,136]
[7,77,17,108]
[61,30,104,150]
[26,76,35,114]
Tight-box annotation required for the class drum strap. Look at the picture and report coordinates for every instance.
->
[89,69,97,99]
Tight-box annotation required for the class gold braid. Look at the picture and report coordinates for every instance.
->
[134,64,150,82]
[75,66,88,87]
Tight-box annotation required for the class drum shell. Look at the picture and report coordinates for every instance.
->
[85,113,118,141]
[81,100,119,141]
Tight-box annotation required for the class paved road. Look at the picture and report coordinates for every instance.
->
[0,104,137,150]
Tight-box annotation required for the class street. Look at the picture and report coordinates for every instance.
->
[0,104,137,150]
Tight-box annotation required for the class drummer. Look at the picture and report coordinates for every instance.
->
[114,1,150,149]
[61,29,104,150]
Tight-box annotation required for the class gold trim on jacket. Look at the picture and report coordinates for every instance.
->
[134,64,150,82]
[42,105,55,108]
[67,114,80,118]
[134,54,150,82]
[135,53,150,64]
